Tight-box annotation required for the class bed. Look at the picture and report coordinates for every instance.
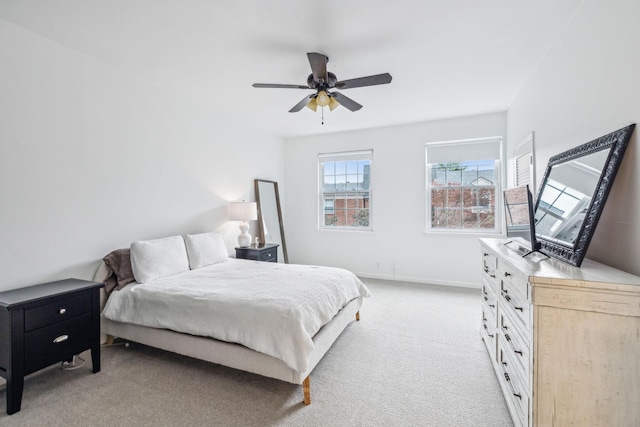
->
[96,232,370,404]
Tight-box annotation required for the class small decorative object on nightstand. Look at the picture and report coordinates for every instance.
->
[0,278,103,415]
[235,243,279,263]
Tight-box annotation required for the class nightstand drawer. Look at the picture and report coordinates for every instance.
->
[24,292,91,332]
[257,247,277,262]
[235,244,279,263]
[25,313,92,373]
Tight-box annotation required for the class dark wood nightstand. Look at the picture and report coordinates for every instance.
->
[0,278,103,415]
[235,243,279,263]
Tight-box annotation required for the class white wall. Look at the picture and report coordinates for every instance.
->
[507,0,640,275]
[284,112,506,287]
[0,20,284,291]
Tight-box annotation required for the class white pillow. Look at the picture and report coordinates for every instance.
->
[184,232,229,269]
[130,235,189,283]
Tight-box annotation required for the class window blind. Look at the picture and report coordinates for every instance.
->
[425,137,502,164]
[515,152,532,186]
[318,150,373,162]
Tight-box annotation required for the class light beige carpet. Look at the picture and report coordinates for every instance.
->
[0,279,512,426]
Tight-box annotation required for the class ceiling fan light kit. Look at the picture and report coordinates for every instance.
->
[252,52,392,119]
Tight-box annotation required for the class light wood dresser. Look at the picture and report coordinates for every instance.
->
[479,238,640,427]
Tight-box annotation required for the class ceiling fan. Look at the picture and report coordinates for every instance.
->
[252,52,392,113]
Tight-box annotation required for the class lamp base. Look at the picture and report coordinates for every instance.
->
[237,221,252,248]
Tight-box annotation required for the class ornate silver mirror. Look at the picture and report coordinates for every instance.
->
[254,179,288,263]
[533,124,635,266]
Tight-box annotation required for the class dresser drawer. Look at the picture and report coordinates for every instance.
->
[482,280,498,320]
[499,263,529,302]
[499,274,530,331]
[24,292,91,332]
[482,249,497,271]
[499,310,530,387]
[24,314,92,373]
[481,301,498,361]
[481,250,498,287]
[498,337,529,427]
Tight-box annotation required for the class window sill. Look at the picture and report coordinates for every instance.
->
[318,227,374,233]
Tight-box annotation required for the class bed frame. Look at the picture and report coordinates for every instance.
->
[95,262,362,404]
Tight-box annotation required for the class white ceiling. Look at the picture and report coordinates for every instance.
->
[0,1,583,139]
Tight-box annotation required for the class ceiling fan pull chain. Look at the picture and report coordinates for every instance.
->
[322,107,324,125]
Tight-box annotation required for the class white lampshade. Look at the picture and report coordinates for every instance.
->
[229,202,258,221]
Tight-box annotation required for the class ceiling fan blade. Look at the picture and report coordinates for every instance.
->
[335,73,392,90]
[331,92,363,111]
[289,94,314,112]
[253,83,310,89]
[307,52,328,83]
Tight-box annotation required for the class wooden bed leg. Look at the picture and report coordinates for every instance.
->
[106,335,114,346]
[303,376,311,405]
[355,311,360,321]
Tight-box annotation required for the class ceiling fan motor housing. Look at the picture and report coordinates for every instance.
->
[307,72,337,90]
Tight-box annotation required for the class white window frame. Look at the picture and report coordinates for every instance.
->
[514,132,535,192]
[318,150,373,231]
[425,137,504,234]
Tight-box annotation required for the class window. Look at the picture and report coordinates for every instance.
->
[319,150,372,230]
[425,137,502,232]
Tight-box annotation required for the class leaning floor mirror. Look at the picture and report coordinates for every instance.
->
[254,179,289,263]
[533,124,635,266]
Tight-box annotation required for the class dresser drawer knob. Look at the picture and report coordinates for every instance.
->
[504,272,511,277]
[53,335,69,344]
[59,308,67,315]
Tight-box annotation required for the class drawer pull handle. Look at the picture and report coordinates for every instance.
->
[53,335,69,344]
[501,290,524,312]
[483,323,494,339]
[59,308,67,315]
[502,369,522,400]
[504,333,524,356]
[483,252,488,257]
[504,272,511,277]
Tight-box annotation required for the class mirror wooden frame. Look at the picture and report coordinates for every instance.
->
[533,124,635,266]
[254,179,289,264]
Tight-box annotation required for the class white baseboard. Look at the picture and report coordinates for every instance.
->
[354,272,480,289]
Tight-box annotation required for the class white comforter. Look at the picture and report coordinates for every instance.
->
[102,259,370,372]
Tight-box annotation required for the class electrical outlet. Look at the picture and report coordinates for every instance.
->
[375,261,380,269]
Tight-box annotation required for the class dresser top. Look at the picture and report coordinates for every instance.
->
[480,238,640,292]
[0,278,103,309]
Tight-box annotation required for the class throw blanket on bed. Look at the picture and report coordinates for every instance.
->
[102,259,370,372]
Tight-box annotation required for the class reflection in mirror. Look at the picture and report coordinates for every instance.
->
[254,179,288,263]
[535,149,609,245]
[533,124,635,266]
